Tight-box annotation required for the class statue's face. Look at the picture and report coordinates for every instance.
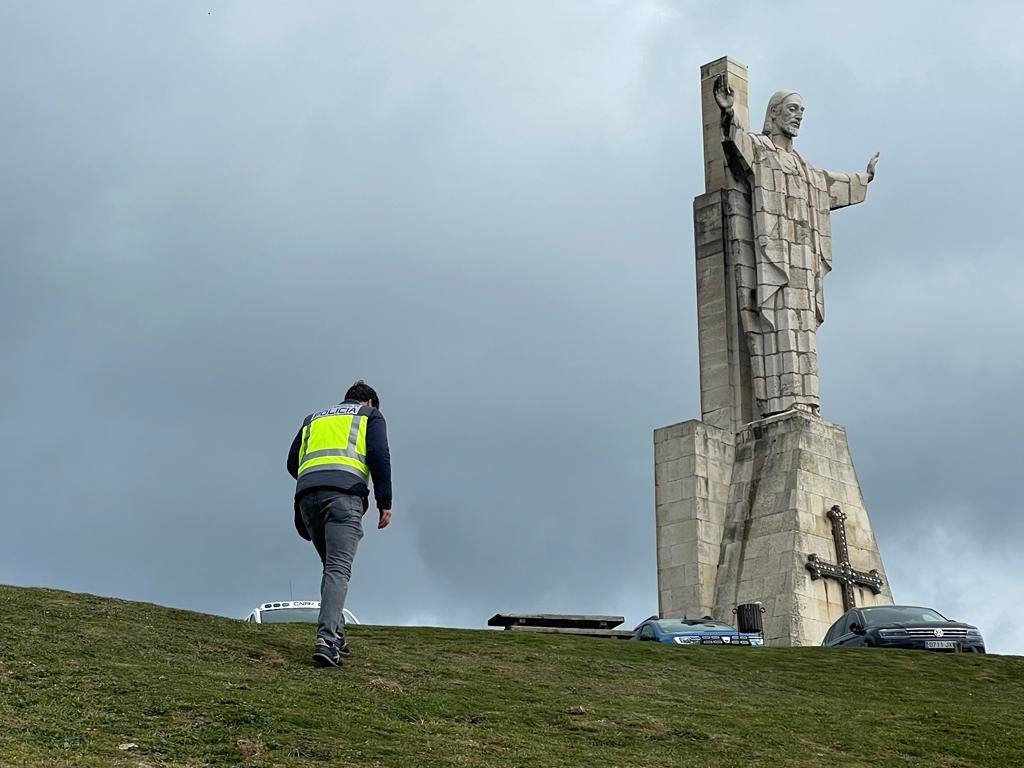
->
[772,94,805,137]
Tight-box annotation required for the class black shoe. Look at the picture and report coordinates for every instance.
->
[337,634,352,656]
[312,638,342,668]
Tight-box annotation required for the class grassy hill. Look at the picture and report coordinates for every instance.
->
[1,586,1022,767]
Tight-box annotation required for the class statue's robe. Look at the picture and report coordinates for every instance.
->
[723,121,870,416]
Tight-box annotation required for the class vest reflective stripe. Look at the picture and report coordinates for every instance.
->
[297,413,369,482]
[302,448,365,462]
[298,455,368,480]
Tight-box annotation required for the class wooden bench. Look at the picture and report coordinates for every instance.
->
[487,613,634,640]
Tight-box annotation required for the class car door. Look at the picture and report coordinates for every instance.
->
[836,610,869,647]
[822,620,839,647]
[830,612,855,647]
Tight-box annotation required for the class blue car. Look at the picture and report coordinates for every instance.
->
[632,616,765,647]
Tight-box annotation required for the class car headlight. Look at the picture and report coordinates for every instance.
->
[878,628,909,638]
[966,628,983,639]
[673,636,701,645]
[748,637,764,647]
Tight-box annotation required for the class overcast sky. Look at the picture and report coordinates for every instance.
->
[3,2,1022,654]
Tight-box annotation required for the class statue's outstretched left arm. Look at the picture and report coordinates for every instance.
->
[825,152,879,210]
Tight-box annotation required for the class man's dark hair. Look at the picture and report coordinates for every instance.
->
[345,380,379,408]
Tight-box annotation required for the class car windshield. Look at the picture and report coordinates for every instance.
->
[861,606,948,625]
[259,608,319,624]
[656,619,735,632]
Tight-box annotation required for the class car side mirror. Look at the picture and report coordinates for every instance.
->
[850,622,865,635]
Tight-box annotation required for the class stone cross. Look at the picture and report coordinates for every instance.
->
[806,505,885,611]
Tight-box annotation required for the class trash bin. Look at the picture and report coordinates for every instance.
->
[734,602,765,634]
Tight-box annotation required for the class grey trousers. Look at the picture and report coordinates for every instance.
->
[298,489,365,646]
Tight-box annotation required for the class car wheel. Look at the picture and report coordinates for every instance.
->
[863,639,874,648]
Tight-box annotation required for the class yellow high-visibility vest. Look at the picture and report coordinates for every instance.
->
[297,405,369,483]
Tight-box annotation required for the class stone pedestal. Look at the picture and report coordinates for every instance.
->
[655,411,892,646]
[715,411,891,645]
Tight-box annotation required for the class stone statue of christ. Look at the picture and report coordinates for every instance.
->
[714,74,879,417]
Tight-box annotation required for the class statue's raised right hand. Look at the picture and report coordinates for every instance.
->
[713,74,734,113]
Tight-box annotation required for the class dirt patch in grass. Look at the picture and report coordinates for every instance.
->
[367,677,404,693]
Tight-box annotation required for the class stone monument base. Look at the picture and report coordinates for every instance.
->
[655,410,892,646]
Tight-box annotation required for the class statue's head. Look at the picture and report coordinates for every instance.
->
[762,91,805,138]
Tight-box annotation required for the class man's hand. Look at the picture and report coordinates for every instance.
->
[378,508,392,529]
[713,73,735,114]
[867,151,880,182]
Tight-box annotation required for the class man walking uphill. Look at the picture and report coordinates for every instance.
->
[287,380,393,668]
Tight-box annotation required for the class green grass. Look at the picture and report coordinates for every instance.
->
[0,585,1022,767]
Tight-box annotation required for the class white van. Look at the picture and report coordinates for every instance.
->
[246,600,360,626]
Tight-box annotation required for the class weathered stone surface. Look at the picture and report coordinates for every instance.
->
[697,59,879,425]
[654,420,734,620]
[708,410,892,646]
[695,58,756,436]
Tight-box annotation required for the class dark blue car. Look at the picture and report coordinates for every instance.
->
[633,616,765,647]
[822,605,985,653]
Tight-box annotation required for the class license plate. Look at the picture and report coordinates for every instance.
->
[925,640,957,649]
